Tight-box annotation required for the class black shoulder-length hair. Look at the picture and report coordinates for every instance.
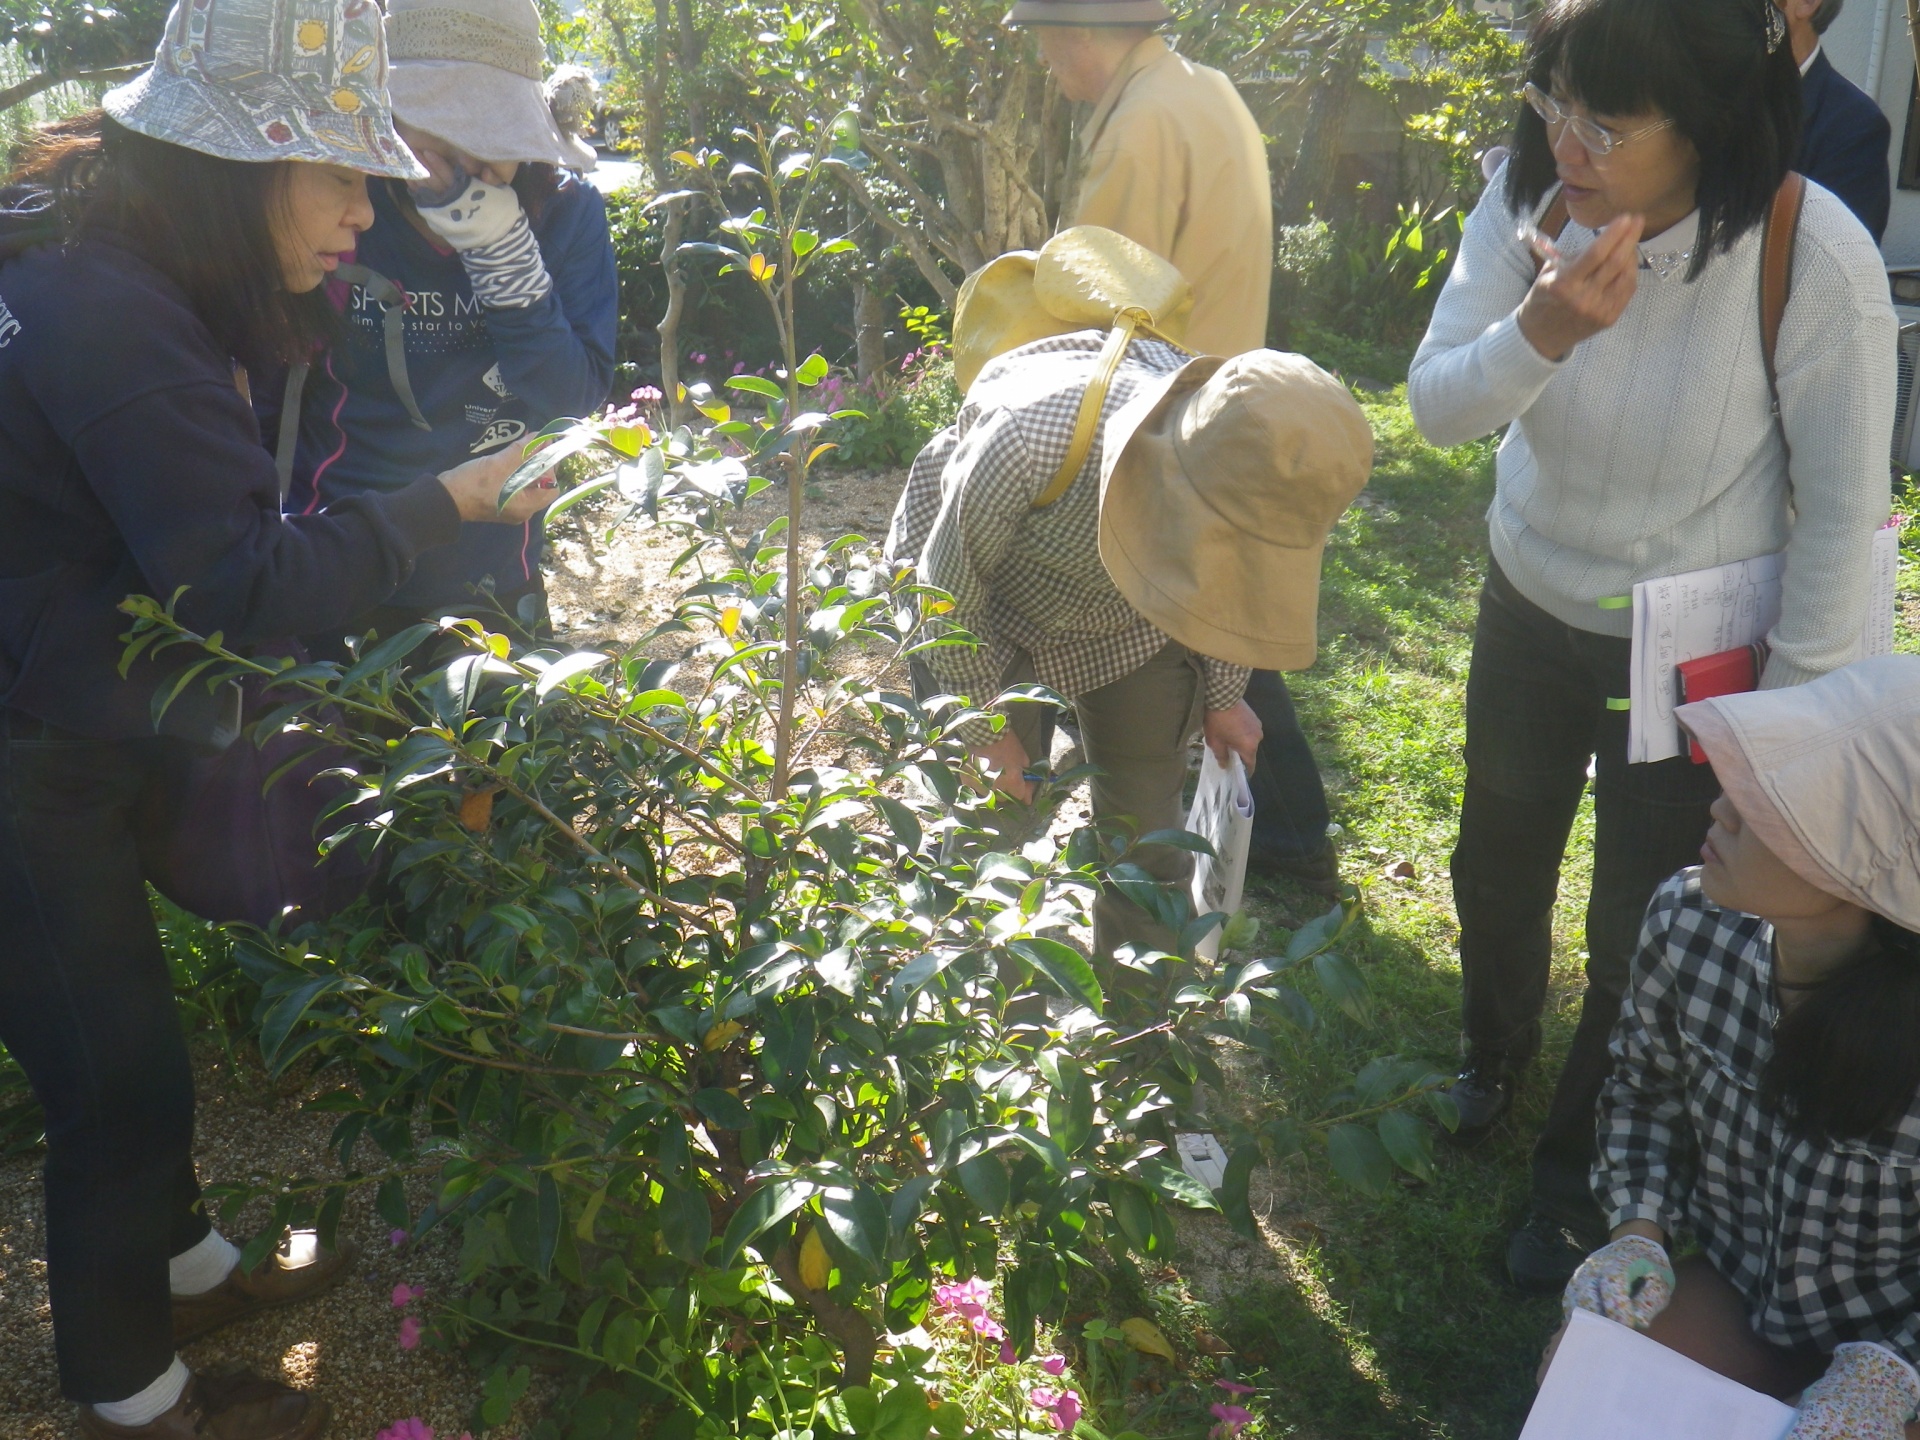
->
[1762,914,1920,1143]
[10,110,335,370]
[1506,0,1801,282]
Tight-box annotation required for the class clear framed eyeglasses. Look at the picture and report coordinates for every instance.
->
[1522,82,1674,158]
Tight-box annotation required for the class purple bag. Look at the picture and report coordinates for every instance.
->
[147,662,376,930]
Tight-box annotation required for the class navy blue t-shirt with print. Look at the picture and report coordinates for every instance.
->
[270,173,618,615]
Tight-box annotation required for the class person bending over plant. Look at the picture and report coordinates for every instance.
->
[1545,654,1920,1439]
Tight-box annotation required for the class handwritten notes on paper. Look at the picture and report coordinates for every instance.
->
[1628,522,1903,764]
[1520,1311,1795,1440]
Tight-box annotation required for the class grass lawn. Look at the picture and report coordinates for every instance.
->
[1176,382,1592,1440]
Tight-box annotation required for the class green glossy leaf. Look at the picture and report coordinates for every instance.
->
[1007,937,1103,1015]
[795,353,830,386]
[726,374,786,399]
[1220,1144,1260,1238]
[1135,1157,1220,1212]
[821,1184,889,1272]
[718,1175,817,1267]
[1326,1123,1393,1198]
[1378,1110,1436,1182]
[1313,952,1372,1023]
[656,1181,710,1264]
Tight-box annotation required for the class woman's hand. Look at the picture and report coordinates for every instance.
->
[1517,213,1645,361]
[973,728,1034,804]
[1562,1230,1675,1331]
[1203,700,1263,773]
[1787,1344,1920,1440]
[437,446,554,524]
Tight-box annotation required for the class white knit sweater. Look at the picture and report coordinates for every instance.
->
[1409,168,1896,688]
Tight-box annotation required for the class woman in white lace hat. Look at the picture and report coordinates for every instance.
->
[1546,654,1920,1440]
[273,0,619,650]
[0,0,549,1432]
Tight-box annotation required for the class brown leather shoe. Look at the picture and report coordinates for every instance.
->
[172,1235,360,1346]
[78,1370,329,1440]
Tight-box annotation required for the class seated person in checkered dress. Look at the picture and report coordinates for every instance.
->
[884,334,1370,959]
[1543,654,1920,1440]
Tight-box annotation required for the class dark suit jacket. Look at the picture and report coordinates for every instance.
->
[1800,48,1892,244]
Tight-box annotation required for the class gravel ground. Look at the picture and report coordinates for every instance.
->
[0,1038,552,1438]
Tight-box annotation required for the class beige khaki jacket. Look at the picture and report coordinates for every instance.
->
[1065,35,1272,357]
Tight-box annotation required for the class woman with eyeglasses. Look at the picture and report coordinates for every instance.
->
[1407,0,1896,1296]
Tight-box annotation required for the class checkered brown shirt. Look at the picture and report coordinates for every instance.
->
[885,332,1249,743]
[1598,870,1920,1368]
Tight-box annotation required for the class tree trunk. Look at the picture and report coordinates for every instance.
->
[1273,40,1363,226]
[853,280,889,386]
[658,197,692,428]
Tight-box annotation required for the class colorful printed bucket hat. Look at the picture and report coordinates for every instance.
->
[104,0,427,180]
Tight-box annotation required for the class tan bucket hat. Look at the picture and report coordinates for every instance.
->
[385,0,597,169]
[1677,654,1920,930]
[103,0,425,179]
[953,226,1193,393]
[1099,350,1373,671]
[1005,0,1173,23]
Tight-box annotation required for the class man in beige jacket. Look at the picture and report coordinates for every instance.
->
[1010,0,1343,892]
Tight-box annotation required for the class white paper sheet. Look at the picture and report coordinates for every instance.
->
[1520,1310,1795,1440]
[1186,750,1254,962]
[1627,521,1902,764]
[1174,1131,1230,1193]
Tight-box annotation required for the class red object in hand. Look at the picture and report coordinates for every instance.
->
[1675,642,1767,763]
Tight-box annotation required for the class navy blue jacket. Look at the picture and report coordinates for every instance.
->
[0,191,460,740]
[267,175,617,614]
[1800,48,1892,245]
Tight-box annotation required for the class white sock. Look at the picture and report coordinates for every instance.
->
[92,1356,189,1426]
[168,1228,240,1296]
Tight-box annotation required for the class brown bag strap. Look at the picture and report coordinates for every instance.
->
[1540,189,1570,247]
[1760,171,1806,422]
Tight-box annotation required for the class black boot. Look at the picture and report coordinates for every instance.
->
[1440,1054,1517,1148]
[1506,1208,1606,1294]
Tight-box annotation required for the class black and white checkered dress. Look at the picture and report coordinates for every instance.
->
[1597,869,1920,1367]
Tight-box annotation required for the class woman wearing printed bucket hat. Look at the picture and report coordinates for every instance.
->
[0,0,552,1433]
[269,0,618,654]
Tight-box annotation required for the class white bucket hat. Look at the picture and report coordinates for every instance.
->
[384,0,597,170]
[1677,654,1920,930]
[103,0,426,179]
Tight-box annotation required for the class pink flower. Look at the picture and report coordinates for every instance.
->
[1029,1388,1083,1432]
[1209,1402,1255,1439]
[690,352,707,364]
[375,1420,433,1440]
[388,1228,408,1247]
[1215,1379,1255,1396]
[1040,1354,1067,1376]
[391,1283,425,1308]
[397,1314,423,1350]
[932,1277,992,1312]
[999,1339,1016,1365]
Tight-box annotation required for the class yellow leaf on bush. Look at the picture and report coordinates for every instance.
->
[799,1227,831,1290]
[719,605,741,637]
[703,1019,744,1051]
[458,788,496,832]
[608,423,650,457]
[1120,1317,1175,1361]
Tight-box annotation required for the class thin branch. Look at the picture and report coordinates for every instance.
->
[0,63,144,113]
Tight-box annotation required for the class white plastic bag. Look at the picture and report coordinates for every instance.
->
[1186,749,1254,962]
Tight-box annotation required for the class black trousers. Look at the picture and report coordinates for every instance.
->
[1243,669,1334,862]
[1451,562,1720,1230]
[0,710,210,1401]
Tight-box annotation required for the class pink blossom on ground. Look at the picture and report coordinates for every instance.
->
[375,1420,434,1440]
[387,1229,408,1247]
[1215,1379,1256,1395]
[397,1314,423,1350]
[1209,1401,1255,1439]
[1029,1387,1083,1432]
[690,353,707,364]
[1039,1354,1067,1376]
[391,1283,425,1308]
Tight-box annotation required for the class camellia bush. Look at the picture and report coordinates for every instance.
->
[114,116,1453,1440]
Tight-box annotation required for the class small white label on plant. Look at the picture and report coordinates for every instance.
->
[1175,1132,1229,1194]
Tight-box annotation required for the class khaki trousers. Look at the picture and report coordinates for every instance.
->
[1000,640,1206,958]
